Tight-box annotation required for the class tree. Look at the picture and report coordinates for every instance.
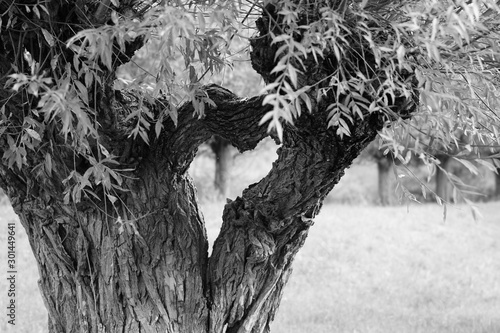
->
[495,168,500,197]
[358,140,397,206]
[434,154,452,201]
[209,135,233,198]
[1,0,500,332]
[206,50,262,200]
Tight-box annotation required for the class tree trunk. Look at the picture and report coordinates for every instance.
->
[495,168,500,199]
[3,92,385,332]
[12,170,209,333]
[435,156,451,202]
[377,157,394,206]
[0,1,419,332]
[210,137,233,199]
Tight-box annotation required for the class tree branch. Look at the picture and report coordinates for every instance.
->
[204,1,419,330]
[206,104,386,333]
[153,85,272,174]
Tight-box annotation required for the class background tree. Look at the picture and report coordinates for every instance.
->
[208,135,233,198]
[495,161,500,197]
[358,140,397,206]
[1,1,500,333]
[204,46,262,199]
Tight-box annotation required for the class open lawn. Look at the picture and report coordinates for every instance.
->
[269,203,500,333]
[1,201,499,332]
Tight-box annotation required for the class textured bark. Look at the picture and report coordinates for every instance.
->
[377,157,394,206]
[0,1,418,332]
[0,82,382,333]
[207,112,384,333]
[0,86,271,333]
[12,170,208,333]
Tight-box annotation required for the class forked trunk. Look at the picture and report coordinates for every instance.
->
[0,0,418,331]
[8,109,380,332]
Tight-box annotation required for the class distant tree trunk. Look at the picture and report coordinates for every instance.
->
[495,168,500,199]
[377,157,393,206]
[435,155,451,202]
[210,136,232,198]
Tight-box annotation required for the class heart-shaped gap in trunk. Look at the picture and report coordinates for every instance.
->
[189,136,278,251]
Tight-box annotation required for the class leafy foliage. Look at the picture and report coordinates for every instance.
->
[1,0,500,207]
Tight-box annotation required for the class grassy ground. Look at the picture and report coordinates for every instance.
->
[270,203,500,333]
[1,198,499,332]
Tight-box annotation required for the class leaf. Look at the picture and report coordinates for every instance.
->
[39,4,50,15]
[453,157,478,175]
[41,28,55,47]
[338,118,351,136]
[74,80,88,105]
[272,34,291,44]
[300,93,312,112]
[470,205,482,223]
[155,116,163,138]
[442,204,447,224]
[168,107,178,127]
[420,184,427,199]
[197,13,205,32]
[274,119,283,141]
[475,159,497,173]
[270,63,287,74]
[189,66,197,83]
[139,129,150,145]
[98,144,111,158]
[25,128,41,141]
[33,5,40,19]
[44,153,52,176]
[107,194,118,204]
[259,110,275,126]
[85,71,93,87]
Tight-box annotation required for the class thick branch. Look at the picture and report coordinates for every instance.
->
[205,1,419,332]
[154,85,272,174]
[206,105,385,333]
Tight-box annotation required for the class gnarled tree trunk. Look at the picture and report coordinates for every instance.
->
[0,1,418,332]
[14,171,209,332]
[2,85,384,333]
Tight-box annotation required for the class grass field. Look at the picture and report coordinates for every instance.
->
[270,203,500,333]
[2,200,499,333]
